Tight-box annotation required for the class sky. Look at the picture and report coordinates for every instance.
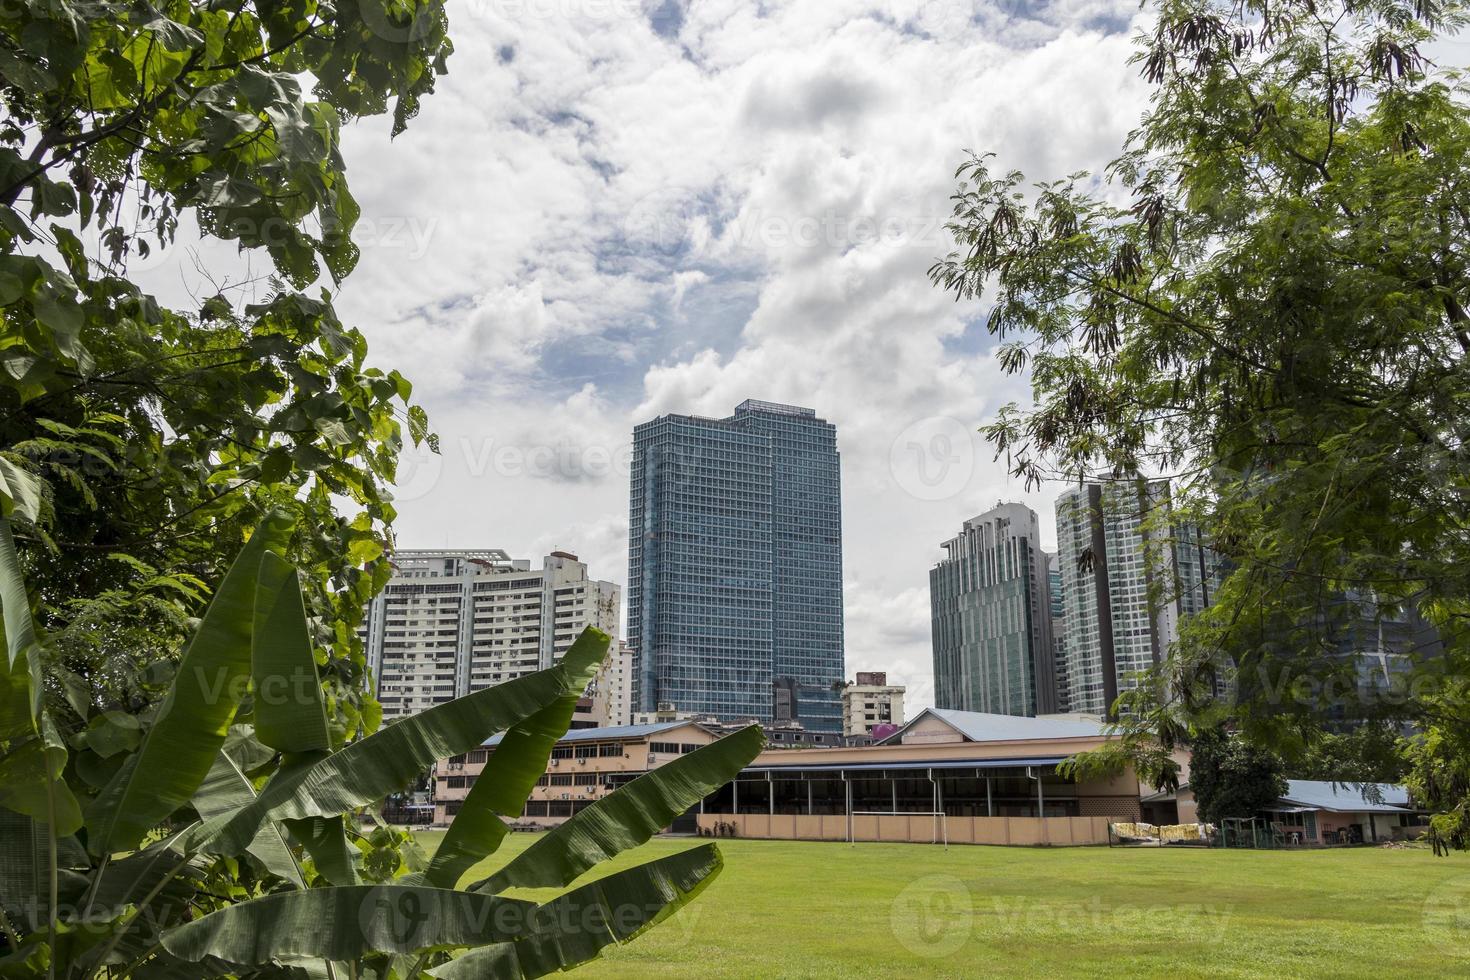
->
[129,2,1470,713]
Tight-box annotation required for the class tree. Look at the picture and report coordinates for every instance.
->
[0,506,762,977]
[1189,729,1288,826]
[930,0,1470,845]
[1,0,448,737]
[1291,722,1409,785]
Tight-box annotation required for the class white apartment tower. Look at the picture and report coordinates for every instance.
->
[841,672,906,737]
[1054,481,1220,716]
[361,550,619,721]
[586,641,635,729]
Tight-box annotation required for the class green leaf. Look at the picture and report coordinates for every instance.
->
[75,711,141,758]
[423,628,610,889]
[160,885,537,964]
[0,458,43,523]
[283,816,357,886]
[85,512,296,853]
[194,663,579,857]
[0,517,82,834]
[0,729,84,835]
[191,752,304,888]
[251,551,331,754]
[432,844,724,979]
[476,726,763,893]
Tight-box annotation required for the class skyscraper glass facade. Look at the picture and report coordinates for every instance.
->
[1054,480,1223,716]
[627,400,845,731]
[929,503,1056,717]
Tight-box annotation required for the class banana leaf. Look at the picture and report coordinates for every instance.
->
[0,516,83,833]
[431,844,723,979]
[251,551,331,754]
[474,726,762,893]
[192,752,304,887]
[87,511,296,853]
[421,628,610,889]
[160,885,538,963]
[283,816,358,886]
[0,457,42,524]
[196,663,584,857]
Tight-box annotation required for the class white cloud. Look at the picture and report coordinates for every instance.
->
[132,0,1165,712]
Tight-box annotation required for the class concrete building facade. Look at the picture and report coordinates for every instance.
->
[584,641,634,729]
[431,721,716,826]
[840,671,906,737]
[930,503,1057,717]
[627,399,845,731]
[361,550,619,721]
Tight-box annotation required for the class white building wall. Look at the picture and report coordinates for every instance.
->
[361,550,621,721]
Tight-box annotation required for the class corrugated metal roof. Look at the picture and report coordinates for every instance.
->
[1278,780,1417,814]
[746,756,1069,774]
[481,721,691,747]
[878,707,1109,745]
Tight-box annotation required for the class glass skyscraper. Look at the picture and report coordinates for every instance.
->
[627,399,845,731]
[1054,479,1223,716]
[929,503,1057,716]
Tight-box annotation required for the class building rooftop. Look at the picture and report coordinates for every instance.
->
[734,399,816,417]
[1278,780,1416,814]
[879,707,1110,745]
[481,720,693,748]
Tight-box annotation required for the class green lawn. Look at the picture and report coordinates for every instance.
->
[416,830,1470,978]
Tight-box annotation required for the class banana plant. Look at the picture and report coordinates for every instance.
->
[0,481,763,978]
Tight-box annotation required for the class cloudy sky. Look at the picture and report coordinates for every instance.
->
[132,2,1470,711]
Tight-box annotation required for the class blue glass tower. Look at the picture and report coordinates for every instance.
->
[627,400,845,731]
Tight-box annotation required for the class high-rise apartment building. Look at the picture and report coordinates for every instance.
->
[361,550,619,721]
[1054,480,1220,716]
[627,399,845,731]
[840,671,906,736]
[929,503,1057,717]
[584,641,635,729]
[1047,552,1071,713]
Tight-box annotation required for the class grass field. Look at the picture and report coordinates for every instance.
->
[419,830,1470,978]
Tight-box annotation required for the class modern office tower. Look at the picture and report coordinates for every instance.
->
[930,502,1057,717]
[1047,552,1071,714]
[1054,480,1221,717]
[840,671,906,736]
[361,550,619,721]
[627,399,845,732]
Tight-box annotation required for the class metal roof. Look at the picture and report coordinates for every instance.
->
[481,721,692,748]
[878,707,1109,745]
[744,756,1070,775]
[1278,780,1417,814]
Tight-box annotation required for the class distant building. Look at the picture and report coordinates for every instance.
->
[1054,480,1221,716]
[627,399,845,732]
[360,550,618,721]
[930,502,1057,717]
[1047,553,1071,713]
[584,641,634,729]
[432,721,717,827]
[699,707,1173,845]
[1143,780,1428,844]
[840,671,906,737]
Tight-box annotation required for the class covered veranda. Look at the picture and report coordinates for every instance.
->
[701,757,1084,819]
